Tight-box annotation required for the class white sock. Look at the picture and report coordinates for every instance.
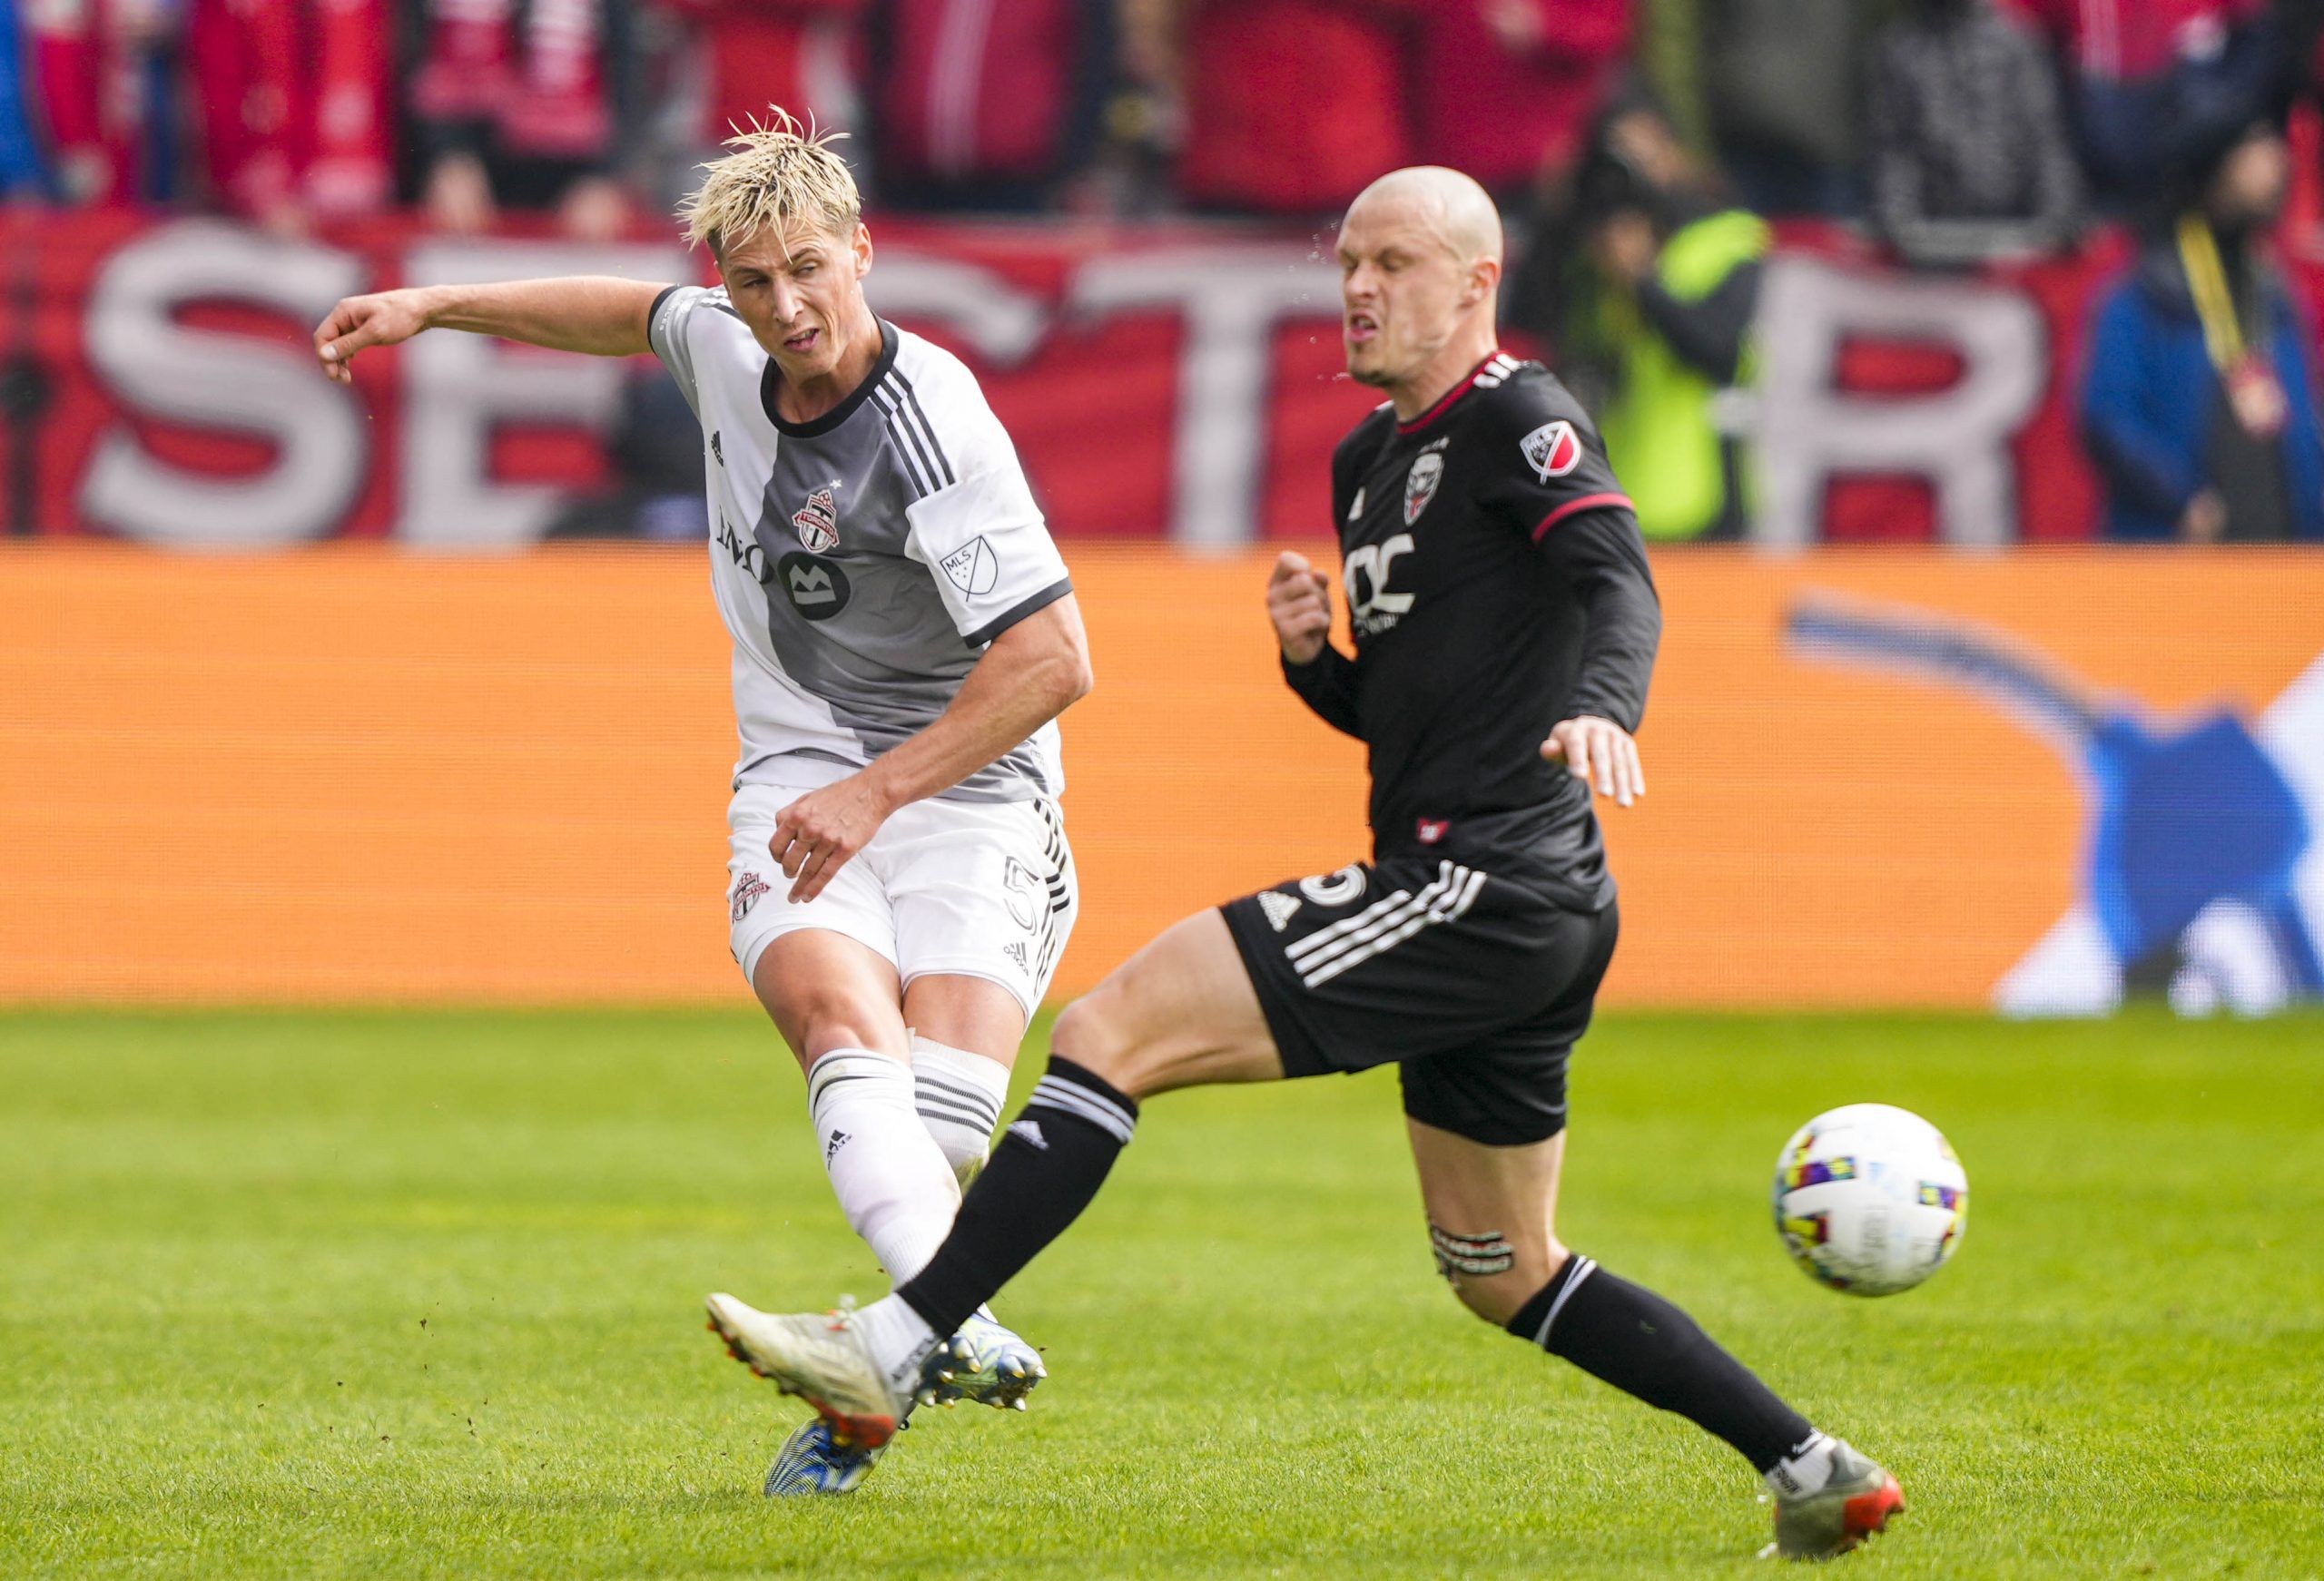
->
[1765,1431,1838,1498]
[855,1292,942,1399]
[806,1048,962,1282]
[910,1035,1012,1185]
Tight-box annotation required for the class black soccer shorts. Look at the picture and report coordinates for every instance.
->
[1220,856,1618,1146]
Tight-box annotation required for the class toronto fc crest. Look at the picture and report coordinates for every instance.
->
[791,486,840,552]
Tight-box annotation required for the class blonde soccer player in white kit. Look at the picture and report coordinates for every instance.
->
[311,116,1091,1495]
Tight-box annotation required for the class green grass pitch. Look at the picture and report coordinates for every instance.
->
[5,1007,2319,1579]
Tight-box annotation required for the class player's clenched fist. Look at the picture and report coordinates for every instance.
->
[1267,551,1335,665]
[312,289,436,385]
[1541,715,1647,809]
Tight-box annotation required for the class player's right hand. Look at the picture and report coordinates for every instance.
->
[312,290,435,385]
[1267,551,1334,665]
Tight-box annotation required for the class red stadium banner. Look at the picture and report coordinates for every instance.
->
[1,209,2318,545]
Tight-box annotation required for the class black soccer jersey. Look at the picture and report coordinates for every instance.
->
[1282,350,1661,909]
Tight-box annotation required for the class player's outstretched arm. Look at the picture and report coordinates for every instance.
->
[313,277,668,385]
[769,596,1094,903]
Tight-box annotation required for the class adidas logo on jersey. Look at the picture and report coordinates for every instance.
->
[711,430,724,466]
[1258,890,1303,932]
[824,1129,851,1163]
[1007,1120,1048,1151]
[1004,940,1029,971]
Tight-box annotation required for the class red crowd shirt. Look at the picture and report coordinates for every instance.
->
[876,0,1083,186]
[1402,0,1630,194]
[2001,0,2267,80]
[185,0,394,220]
[664,0,868,144]
[1177,0,1411,213]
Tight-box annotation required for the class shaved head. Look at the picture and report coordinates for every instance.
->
[1335,166,1506,415]
[1346,166,1504,268]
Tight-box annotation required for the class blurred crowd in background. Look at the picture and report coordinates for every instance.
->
[6,0,2316,235]
[4,0,2321,543]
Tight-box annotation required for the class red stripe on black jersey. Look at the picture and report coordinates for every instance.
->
[1531,493,1636,542]
[1396,351,1503,436]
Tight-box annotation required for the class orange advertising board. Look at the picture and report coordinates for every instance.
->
[3,546,2318,1011]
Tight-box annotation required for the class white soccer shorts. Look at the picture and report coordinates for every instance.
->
[725,782,1078,1022]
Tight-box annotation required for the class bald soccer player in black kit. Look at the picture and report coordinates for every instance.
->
[705,166,1905,1562]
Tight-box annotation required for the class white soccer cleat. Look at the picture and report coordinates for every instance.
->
[704,1291,908,1450]
[920,1310,1046,1411]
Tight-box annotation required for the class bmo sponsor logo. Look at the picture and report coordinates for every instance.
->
[778,554,851,620]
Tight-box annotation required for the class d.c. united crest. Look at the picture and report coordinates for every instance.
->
[1403,451,1444,525]
[791,486,840,552]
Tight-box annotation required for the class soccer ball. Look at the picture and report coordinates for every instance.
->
[1772,1104,1968,1296]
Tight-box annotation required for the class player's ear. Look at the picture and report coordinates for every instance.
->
[852,222,873,280]
[1463,256,1502,309]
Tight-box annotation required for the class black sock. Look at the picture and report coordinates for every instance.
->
[896,1057,1138,1338]
[1507,1253,1816,1473]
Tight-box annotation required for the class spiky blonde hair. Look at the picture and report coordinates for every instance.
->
[678,110,862,257]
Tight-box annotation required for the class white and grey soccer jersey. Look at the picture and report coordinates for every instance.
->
[647,287,1073,802]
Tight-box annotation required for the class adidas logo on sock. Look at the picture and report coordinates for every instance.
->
[1006,1119,1048,1151]
[824,1130,851,1163]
